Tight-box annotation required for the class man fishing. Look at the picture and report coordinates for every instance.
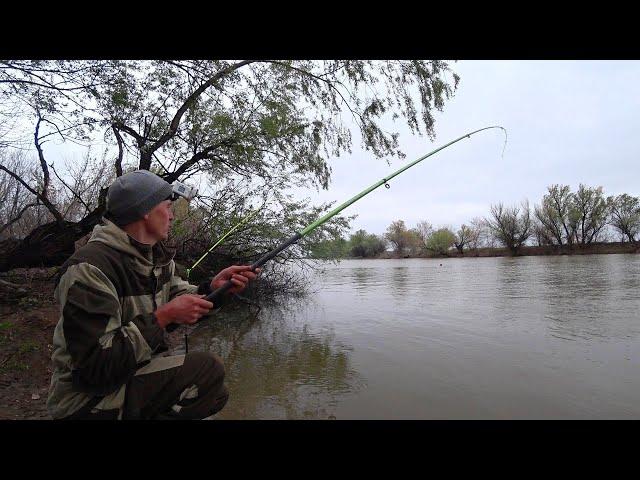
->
[47,170,259,420]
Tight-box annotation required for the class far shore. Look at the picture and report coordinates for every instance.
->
[314,242,640,260]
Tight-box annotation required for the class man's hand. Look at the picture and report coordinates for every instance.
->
[211,265,261,295]
[154,294,214,329]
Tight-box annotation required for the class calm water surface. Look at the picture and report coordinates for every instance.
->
[185,254,640,419]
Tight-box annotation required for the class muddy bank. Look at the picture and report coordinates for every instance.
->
[0,269,58,419]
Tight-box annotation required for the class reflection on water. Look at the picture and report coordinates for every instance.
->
[492,255,635,342]
[186,254,640,419]
[186,299,363,419]
[539,256,614,341]
[350,267,380,294]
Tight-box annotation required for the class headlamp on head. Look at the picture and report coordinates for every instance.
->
[170,181,198,202]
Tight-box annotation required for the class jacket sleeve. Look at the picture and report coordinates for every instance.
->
[57,262,156,396]
[167,260,198,298]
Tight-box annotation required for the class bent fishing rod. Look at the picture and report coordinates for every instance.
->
[166,207,263,338]
[186,205,263,281]
[205,125,507,306]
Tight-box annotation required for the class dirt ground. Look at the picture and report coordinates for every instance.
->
[0,269,59,419]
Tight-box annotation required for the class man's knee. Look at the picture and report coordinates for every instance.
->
[179,352,228,417]
[183,351,225,385]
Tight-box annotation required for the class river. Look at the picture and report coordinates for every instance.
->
[184,254,640,419]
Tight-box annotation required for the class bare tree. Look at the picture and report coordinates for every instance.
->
[607,194,640,244]
[454,224,474,254]
[531,218,554,246]
[404,228,423,256]
[0,149,39,239]
[51,150,115,222]
[0,113,65,227]
[469,217,491,249]
[414,220,433,253]
[486,200,532,255]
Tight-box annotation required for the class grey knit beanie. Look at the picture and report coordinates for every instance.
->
[106,170,173,226]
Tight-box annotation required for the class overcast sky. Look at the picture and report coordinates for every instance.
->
[295,60,640,235]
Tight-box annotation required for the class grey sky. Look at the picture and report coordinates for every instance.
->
[297,60,640,236]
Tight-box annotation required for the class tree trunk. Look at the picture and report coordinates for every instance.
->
[0,189,107,272]
[0,217,101,272]
[139,151,152,171]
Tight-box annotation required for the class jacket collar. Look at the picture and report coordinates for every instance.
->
[89,218,175,270]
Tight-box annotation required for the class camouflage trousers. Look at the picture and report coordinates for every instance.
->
[66,351,229,420]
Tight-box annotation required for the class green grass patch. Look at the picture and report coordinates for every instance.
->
[18,341,39,354]
[0,359,30,373]
[0,322,13,346]
[18,297,39,309]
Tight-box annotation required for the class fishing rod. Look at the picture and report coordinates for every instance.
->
[169,206,264,342]
[205,125,507,306]
[186,206,263,281]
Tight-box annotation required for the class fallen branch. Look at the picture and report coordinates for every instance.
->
[0,278,25,289]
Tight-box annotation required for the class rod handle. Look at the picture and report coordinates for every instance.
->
[203,230,301,303]
[165,232,303,332]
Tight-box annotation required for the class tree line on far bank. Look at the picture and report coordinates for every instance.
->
[310,184,640,258]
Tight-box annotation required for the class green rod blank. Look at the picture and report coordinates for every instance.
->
[301,126,506,236]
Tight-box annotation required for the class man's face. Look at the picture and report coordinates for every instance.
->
[145,199,174,241]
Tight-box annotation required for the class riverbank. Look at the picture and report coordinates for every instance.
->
[367,241,640,259]
[0,269,57,419]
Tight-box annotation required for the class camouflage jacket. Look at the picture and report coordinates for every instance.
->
[47,218,211,419]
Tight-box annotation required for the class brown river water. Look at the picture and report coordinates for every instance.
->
[183,254,640,419]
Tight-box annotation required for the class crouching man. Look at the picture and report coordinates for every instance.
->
[47,170,259,420]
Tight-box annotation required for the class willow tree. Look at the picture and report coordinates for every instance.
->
[607,194,640,244]
[534,184,575,246]
[0,60,460,271]
[570,184,608,244]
